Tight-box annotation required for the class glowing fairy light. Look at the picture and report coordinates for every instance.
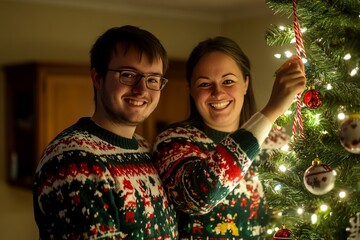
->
[297,208,304,214]
[267,229,273,235]
[314,113,321,125]
[350,67,358,76]
[326,83,333,90]
[311,214,318,224]
[320,204,328,211]
[302,58,307,64]
[344,53,351,60]
[279,25,286,30]
[280,144,289,151]
[284,110,292,115]
[338,112,346,120]
[274,53,282,59]
[285,51,293,58]
[339,191,346,198]
[274,184,282,191]
[279,165,287,172]
[290,38,296,43]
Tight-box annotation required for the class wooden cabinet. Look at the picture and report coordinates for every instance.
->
[3,60,188,188]
[3,62,95,188]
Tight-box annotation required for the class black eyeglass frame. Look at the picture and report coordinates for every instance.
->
[107,68,168,91]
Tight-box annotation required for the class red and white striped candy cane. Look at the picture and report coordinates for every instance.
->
[292,0,306,139]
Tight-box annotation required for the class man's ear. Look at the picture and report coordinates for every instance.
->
[91,68,102,90]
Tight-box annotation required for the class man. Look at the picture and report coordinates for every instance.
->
[33,25,178,239]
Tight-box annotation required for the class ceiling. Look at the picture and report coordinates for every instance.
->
[13,0,274,21]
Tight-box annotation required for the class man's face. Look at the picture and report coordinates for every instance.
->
[97,44,163,127]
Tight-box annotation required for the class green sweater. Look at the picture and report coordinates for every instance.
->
[153,124,270,239]
[33,117,178,239]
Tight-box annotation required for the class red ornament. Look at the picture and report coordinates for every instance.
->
[273,225,292,239]
[303,86,322,109]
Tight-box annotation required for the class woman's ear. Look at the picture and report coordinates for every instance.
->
[91,68,103,90]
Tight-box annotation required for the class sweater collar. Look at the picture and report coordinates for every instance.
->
[76,117,139,149]
[202,125,230,144]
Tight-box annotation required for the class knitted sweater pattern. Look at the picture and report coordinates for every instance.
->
[153,125,269,240]
[33,118,178,240]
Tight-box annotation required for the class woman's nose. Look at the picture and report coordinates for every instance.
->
[211,84,225,98]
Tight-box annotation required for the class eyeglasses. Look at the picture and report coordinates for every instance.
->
[107,68,168,91]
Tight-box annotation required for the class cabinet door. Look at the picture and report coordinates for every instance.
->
[4,67,37,187]
[38,73,94,156]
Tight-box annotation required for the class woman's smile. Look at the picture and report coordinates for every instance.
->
[209,100,231,110]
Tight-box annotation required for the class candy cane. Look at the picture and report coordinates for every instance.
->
[292,0,306,139]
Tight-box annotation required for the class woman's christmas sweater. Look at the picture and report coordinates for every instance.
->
[33,117,178,240]
[152,113,272,239]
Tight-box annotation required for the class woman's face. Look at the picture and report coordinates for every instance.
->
[190,51,249,132]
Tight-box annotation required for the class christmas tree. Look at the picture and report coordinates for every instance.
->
[259,0,360,239]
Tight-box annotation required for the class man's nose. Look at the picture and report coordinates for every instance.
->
[132,76,148,92]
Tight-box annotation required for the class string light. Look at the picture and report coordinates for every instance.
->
[326,83,333,90]
[285,51,293,58]
[350,67,358,76]
[279,165,287,172]
[338,112,346,120]
[274,53,282,59]
[274,184,282,191]
[297,208,304,214]
[284,110,293,115]
[311,214,318,224]
[320,204,328,211]
[343,53,351,60]
[313,113,321,125]
[281,144,289,151]
[339,191,346,198]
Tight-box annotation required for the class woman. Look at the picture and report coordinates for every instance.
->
[153,36,306,239]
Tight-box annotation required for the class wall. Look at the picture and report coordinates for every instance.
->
[224,12,292,108]
[0,1,287,238]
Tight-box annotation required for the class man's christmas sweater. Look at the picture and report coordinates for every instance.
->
[153,124,270,239]
[33,117,178,240]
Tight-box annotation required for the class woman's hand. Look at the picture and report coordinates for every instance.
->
[261,56,307,123]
